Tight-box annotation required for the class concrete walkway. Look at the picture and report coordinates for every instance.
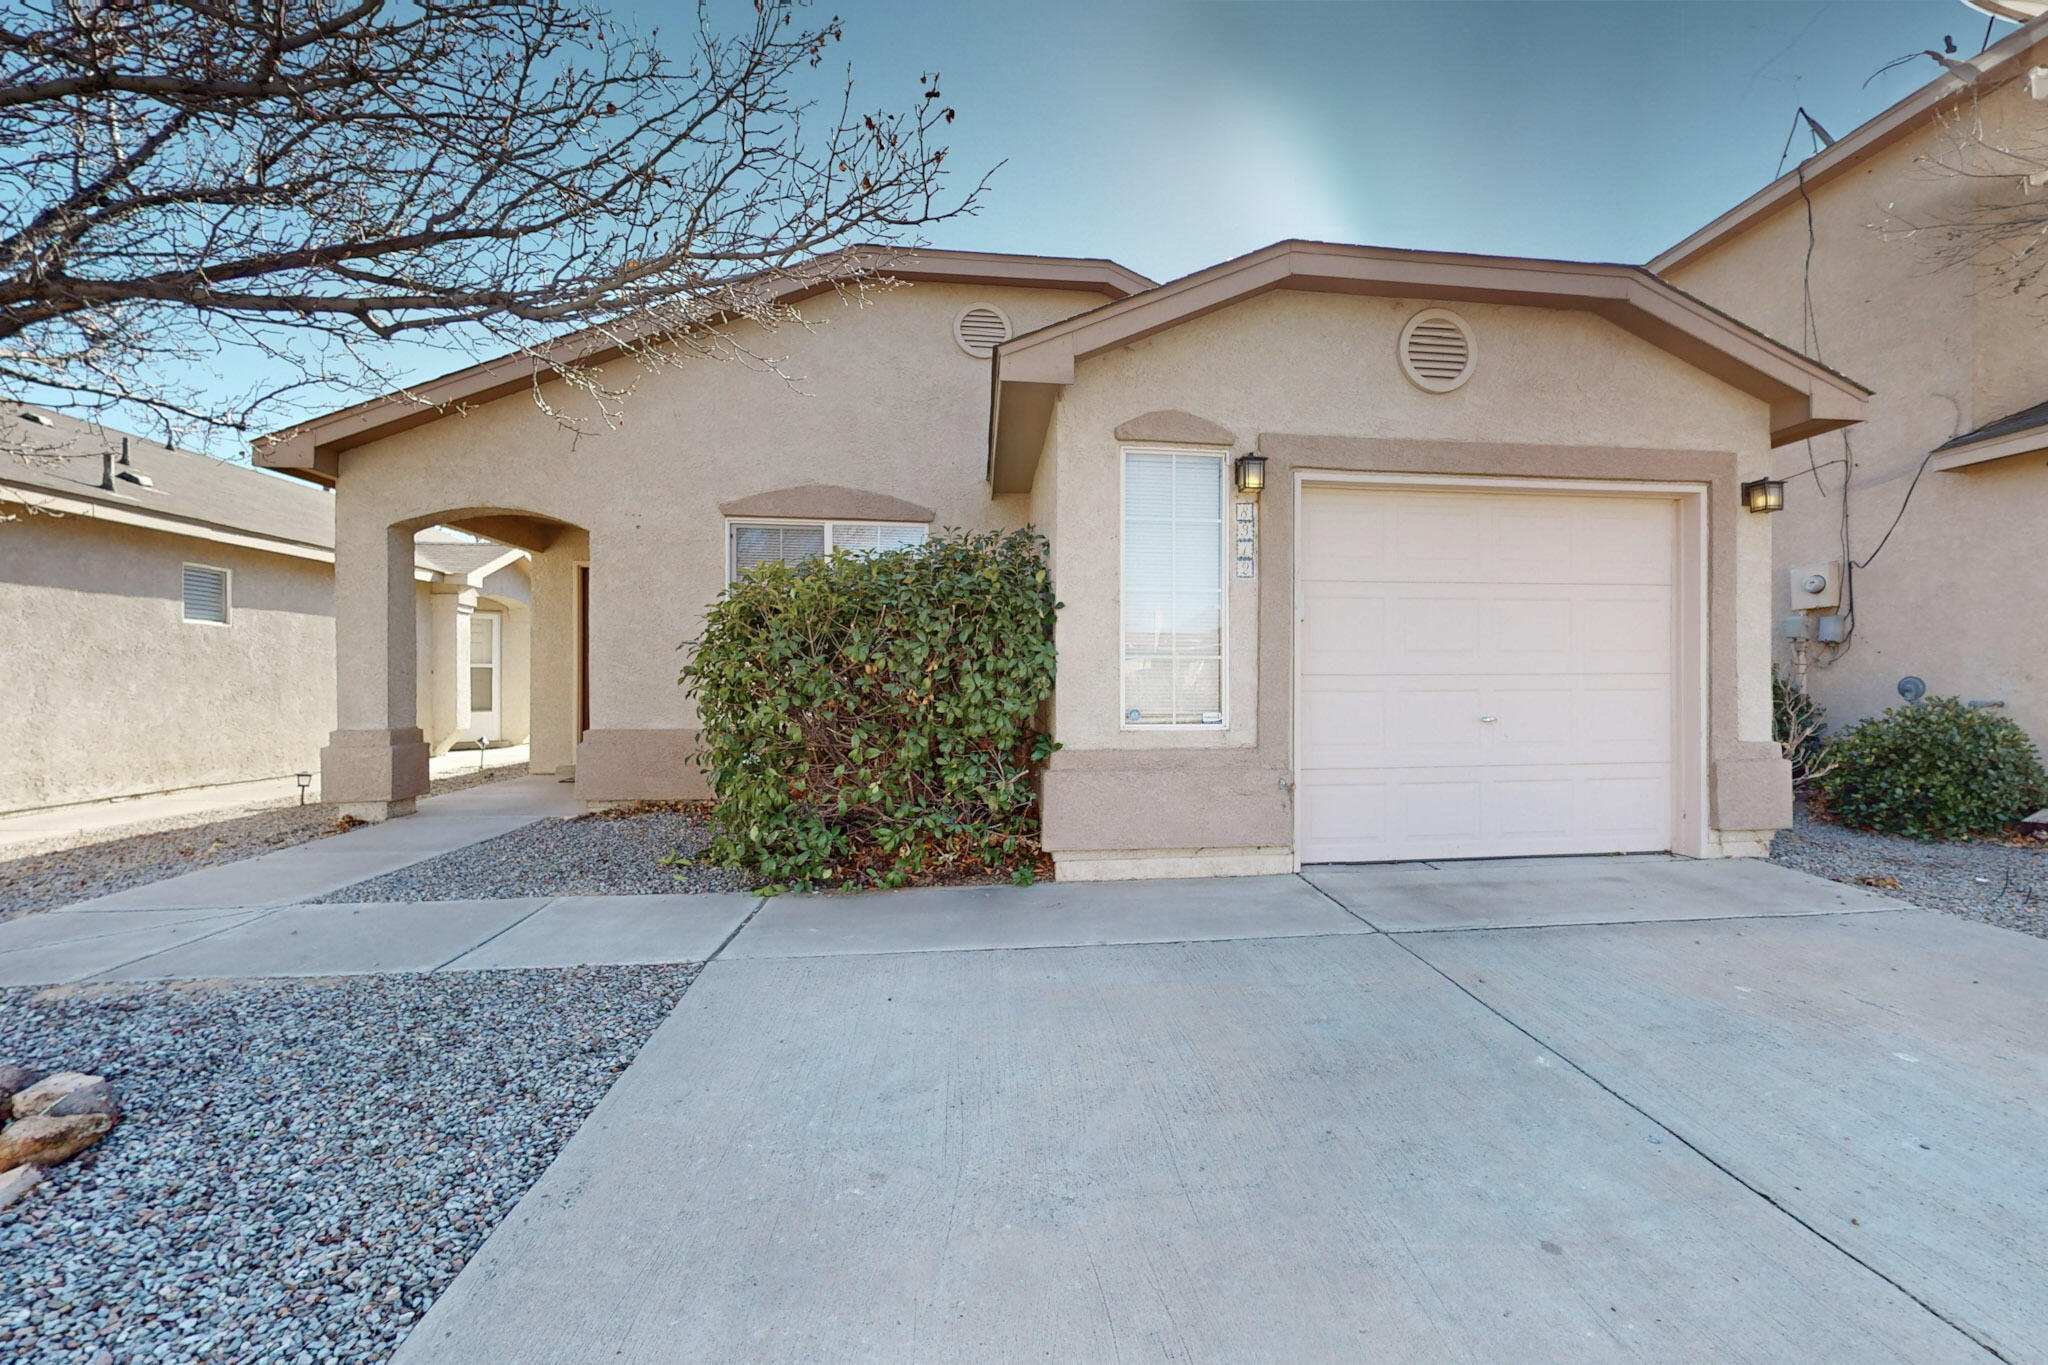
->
[17,772,579,919]
[378,859,2048,1364]
[8,853,2042,1359]
[0,744,530,855]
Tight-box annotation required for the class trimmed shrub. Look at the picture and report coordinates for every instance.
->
[1772,667,1836,789]
[679,528,1058,888]
[1817,696,2048,838]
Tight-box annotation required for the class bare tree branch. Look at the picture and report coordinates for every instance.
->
[1,0,990,458]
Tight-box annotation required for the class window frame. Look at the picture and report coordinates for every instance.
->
[180,562,231,627]
[1118,445,1231,731]
[724,517,929,584]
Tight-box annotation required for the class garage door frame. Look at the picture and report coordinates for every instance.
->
[1290,470,1710,866]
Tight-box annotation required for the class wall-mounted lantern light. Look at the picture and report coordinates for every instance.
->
[1234,452,1268,495]
[1741,477,1785,514]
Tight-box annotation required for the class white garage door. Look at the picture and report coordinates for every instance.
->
[1297,483,1677,863]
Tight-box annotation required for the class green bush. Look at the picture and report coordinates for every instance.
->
[679,528,1058,888]
[1817,696,2048,838]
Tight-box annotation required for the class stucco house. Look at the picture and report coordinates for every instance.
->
[0,407,530,815]
[1654,17,2048,752]
[257,241,1866,877]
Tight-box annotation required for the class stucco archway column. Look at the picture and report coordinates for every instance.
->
[322,518,429,820]
[423,583,477,754]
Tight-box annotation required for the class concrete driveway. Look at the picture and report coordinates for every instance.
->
[393,858,2044,1363]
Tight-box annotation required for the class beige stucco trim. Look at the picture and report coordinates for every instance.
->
[1052,848,1295,882]
[991,241,1870,491]
[0,482,334,563]
[717,484,936,522]
[1286,469,1711,863]
[1111,410,1238,446]
[1651,19,2048,273]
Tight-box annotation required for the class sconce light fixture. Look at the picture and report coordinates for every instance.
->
[1234,452,1268,495]
[1742,477,1785,514]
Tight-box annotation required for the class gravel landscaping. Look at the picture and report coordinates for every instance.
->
[1771,802,2048,939]
[0,965,693,1363]
[311,802,751,902]
[0,765,530,921]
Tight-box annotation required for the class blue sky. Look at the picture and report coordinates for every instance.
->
[113,1,2024,451]
[770,0,2010,282]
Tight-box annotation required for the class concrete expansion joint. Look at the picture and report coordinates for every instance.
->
[428,897,560,973]
[1378,923,2012,1362]
[86,908,286,983]
[701,897,769,964]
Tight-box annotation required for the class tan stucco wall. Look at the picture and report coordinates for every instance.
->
[1664,76,2048,750]
[0,513,336,812]
[1037,289,1781,868]
[328,282,1104,801]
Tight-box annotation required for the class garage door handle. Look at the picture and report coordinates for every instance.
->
[1479,715,1497,724]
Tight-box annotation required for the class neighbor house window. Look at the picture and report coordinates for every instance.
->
[181,563,229,624]
[727,520,927,581]
[1122,450,1225,726]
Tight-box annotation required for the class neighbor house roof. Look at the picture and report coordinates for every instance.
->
[257,246,1156,485]
[0,404,336,559]
[1650,17,2048,274]
[987,239,1873,493]
[411,530,528,581]
[1,406,533,575]
[1930,394,2048,471]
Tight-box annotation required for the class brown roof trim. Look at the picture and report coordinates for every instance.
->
[1650,18,2048,274]
[255,246,1154,485]
[988,239,1871,493]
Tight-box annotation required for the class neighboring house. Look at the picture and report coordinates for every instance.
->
[0,407,528,814]
[1653,18,2048,751]
[257,242,1865,876]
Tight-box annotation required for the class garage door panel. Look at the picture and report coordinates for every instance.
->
[1577,591,1673,673]
[1300,590,1386,676]
[1575,683,1673,762]
[1298,484,1677,864]
[1299,764,1670,861]
[1300,685,1389,767]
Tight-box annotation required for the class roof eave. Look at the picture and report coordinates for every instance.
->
[990,241,1870,490]
[254,248,1155,475]
[1931,425,2048,471]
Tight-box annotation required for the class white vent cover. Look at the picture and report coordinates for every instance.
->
[182,564,228,623]
[954,304,1012,358]
[1398,308,1475,392]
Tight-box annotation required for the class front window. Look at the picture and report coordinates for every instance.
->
[727,519,926,581]
[1122,450,1225,727]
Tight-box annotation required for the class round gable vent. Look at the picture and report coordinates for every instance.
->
[955,304,1013,358]
[1399,308,1475,392]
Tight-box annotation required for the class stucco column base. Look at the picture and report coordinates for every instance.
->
[1710,743,1794,833]
[321,728,431,821]
[575,729,711,804]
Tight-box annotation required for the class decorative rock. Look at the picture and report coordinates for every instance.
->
[2021,808,2048,836]
[43,1078,121,1120]
[11,1070,109,1120]
[0,1112,115,1170]
[0,1160,43,1211]
[0,1063,32,1107]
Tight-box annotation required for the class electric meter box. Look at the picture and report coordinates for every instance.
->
[1788,561,1842,611]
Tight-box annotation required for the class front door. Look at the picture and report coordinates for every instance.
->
[469,611,502,742]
